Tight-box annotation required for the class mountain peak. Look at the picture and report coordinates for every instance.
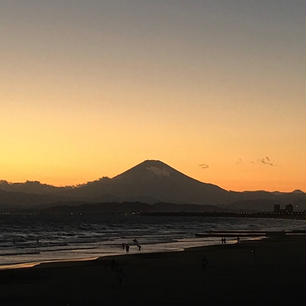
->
[113,160,175,180]
[138,160,168,167]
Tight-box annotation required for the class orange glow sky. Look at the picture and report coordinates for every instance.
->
[0,1,305,191]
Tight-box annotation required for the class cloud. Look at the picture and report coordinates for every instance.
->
[246,156,275,166]
[199,163,209,169]
[258,156,274,166]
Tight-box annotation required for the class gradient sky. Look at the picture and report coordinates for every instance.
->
[0,0,305,191]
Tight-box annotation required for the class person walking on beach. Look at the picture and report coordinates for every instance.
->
[251,248,256,265]
[133,238,141,251]
[201,255,208,271]
[117,267,124,286]
[125,244,130,253]
[122,243,126,250]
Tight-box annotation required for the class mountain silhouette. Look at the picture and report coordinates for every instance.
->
[0,160,305,210]
[74,160,229,204]
[0,180,67,194]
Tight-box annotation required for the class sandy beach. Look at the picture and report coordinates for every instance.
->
[0,235,304,306]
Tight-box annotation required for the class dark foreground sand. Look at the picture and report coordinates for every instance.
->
[0,236,305,306]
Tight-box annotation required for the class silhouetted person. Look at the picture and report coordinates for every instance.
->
[251,248,256,265]
[133,238,141,251]
[201,255,208,270]
[125,244,130,253]
[237,236,240,244]
[122,243,126,250]
[223,237,227,244]
[118,269,123,286]
[117,266,125,287]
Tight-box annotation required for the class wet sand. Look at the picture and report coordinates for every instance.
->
[0,235,304,306]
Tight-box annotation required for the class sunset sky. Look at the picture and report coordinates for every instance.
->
[0,0,305,192]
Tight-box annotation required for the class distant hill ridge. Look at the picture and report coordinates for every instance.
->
[0,160,305,211]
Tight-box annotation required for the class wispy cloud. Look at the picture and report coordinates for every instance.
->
[259,156,274,166]
[237,156,276,167]
[199,163,209,169]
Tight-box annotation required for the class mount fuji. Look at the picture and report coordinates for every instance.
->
[0,160,305,211]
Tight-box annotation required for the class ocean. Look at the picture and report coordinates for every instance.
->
[0,214,304,269]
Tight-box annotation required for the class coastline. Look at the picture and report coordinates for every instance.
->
[0,235,264,271]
